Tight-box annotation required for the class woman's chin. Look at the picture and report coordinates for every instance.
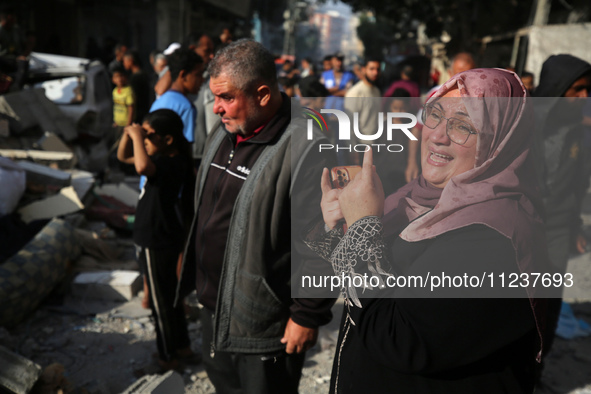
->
[422,170,448,189]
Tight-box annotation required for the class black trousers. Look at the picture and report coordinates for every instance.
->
[138,246,190,361]
[200,310,306,394]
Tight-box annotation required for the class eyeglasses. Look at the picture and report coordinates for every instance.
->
[422,104,478,145]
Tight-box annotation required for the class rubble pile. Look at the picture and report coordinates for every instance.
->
[0,88,155,392]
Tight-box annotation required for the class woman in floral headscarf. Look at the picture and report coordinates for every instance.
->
[306,68,553,393]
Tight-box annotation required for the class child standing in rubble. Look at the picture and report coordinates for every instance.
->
[116,108,197,371]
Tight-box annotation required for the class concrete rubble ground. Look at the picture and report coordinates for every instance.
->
[0,89,590,393]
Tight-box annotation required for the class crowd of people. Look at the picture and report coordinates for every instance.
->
[108,33,590,392]
[3,5,591,390]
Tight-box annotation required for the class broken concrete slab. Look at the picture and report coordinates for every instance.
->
[0,149,75,169]
[71,270,142,302]
[94,183,139,208]
[68,169,95,201]
[121,370,184,394]
[0,345,42,394]
[33,131,78,167]
[0,88,77,141]
[33,131,72,153]
[16,160,71,187]
[18,186,84,223]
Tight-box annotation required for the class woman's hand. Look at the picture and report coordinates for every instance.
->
[339,149,385,227]
[320,168,344,229]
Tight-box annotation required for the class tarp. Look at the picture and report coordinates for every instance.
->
[525,23,591,85]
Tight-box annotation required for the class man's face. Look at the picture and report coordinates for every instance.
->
[123,55,133,70]
[117,46,128,62]
[564,75,591,99]
[154,58,167,74]
[183,64,205,95]
[220,28,232,44]
[364,61,380,83]
[195,36,214,65]
[332,57,343,72]
[323,60,332,71]
[450,58,474,76]
[521,75,534,93]
[210,73,261,136]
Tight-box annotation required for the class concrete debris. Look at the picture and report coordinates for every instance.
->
[94,183,140,208]
[0,149,75,169]
[121,370,184,394]
[0,345,42,394]
[68,169,95,201]
[0,88,77,141]
[18,186,84,223]
[71,270,142,302]
[108,297,151,320]
[16,160,71,187]
[33,132,73,154]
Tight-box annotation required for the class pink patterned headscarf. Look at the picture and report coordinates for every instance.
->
[382,68,550,361]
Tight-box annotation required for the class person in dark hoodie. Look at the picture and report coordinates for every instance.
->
[533,54,591,355]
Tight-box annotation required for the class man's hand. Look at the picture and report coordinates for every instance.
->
[280,318,318,354]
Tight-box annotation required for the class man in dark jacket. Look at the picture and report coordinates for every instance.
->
[533,54,591,356]
[534,54,591,272]
[176,39,334,393]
